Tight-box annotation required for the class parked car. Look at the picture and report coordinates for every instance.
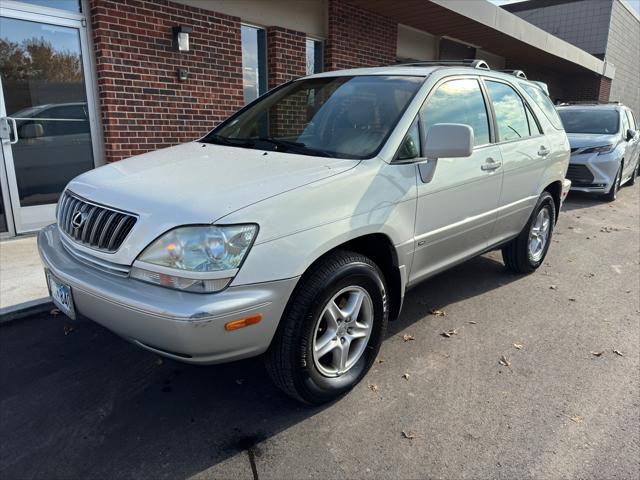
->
[557,103,640,201]
[38,60,571,404]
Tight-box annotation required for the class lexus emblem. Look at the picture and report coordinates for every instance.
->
[71,211,87,229]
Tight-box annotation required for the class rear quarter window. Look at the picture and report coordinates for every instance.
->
[520,83,563,130]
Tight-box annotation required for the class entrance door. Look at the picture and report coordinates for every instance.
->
[0,5,99,233]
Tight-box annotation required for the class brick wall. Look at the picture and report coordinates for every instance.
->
[90,0,244,162]
[325,0,397,71]
[266,26,307,89]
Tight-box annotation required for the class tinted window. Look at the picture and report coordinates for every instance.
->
[421,79,490,146]
[208,76,424,159]
[527,107,542,135]
[625,110,637,131]
[558,110,620,134]
[521,83,563,130]
[486,81,529,142]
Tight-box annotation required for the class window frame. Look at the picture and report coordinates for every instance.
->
[481,77,545,145]
[240,22,268,105]
[417,74,497,150]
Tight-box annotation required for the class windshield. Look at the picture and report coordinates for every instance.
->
[558,109,619,134]
[203,75,424,159]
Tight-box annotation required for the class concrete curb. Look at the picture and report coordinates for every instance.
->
[0,298,53,324]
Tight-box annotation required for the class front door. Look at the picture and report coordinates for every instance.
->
[0,4,98,233]
[409,77,503,285]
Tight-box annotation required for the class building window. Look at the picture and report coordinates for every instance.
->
[306,38,323,75]
[15,0,81,12]
[241,24,267,104]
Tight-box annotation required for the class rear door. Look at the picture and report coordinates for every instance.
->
[482,79,548,244]
[409,76,503,284]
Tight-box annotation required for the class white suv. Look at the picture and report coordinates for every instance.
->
[38,61,571,404]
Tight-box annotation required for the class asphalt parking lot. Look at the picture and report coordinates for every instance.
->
[1,184,638,480]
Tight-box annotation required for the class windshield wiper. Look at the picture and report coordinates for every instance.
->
[201,134,254,147]
[254,137,336,158]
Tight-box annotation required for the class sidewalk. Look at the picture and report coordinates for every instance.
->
[0,235,50,319]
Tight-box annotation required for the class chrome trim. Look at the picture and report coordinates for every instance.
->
[60,232,131,277]
[132,260,239,280]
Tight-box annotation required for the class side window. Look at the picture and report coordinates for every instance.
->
[485,80,530,142]
[521,83,564,130]
[621,111,630,136]
[421,78,490,146]
[526,106,542,135]
[625,110,636,131]
[396,119,421,161]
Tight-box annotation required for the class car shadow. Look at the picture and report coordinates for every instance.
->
[561,191,608,211]
[0,253,522,480]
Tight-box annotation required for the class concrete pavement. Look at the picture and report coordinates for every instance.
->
[0,185,638,480]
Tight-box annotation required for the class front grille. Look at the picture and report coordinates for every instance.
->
[57,191,137,253]
[566,164,594,185]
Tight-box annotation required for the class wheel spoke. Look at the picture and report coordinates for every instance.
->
[324,301,342,330]
[333,339,351,373]
[343,290,365,321]
[349,323,369,339]
[315,334,338,358]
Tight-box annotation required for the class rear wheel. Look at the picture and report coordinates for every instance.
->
[502,191,556,273]
[603,163,622,201]
[266,250,388,404]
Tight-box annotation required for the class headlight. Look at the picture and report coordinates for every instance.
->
[130,224,258,293]
[582,144,614,155]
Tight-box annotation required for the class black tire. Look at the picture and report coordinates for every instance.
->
[265,250,388,404]
[602,163,622,201]
[502,191,556,274]
[626,158,638,186]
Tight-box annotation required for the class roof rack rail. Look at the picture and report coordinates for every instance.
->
[499,69,527,79]
[557,100,622,106]
[395,59,490,71]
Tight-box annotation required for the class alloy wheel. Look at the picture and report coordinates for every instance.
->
[528,207,551,262]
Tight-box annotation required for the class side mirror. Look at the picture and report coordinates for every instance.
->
[20,123,44,139]
[626,128,635,141]
[424,123,474,159]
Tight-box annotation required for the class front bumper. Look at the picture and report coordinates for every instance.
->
[567,152,620,193]
[38,224,298,364]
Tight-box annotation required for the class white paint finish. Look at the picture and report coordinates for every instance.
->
[397,24,437,61]
[172,0,327,37]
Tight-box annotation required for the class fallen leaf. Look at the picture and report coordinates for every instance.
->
[155,358,164,365]
[613,350,625,357]
[549,285,557,290]
[468,321,477,324]
[499,355,511,367]
[63,325,74,336]
[369,384,379,392]
[513,343,523,350]
[401,431,415,440]
[441,329,458,338]
[429,309,447,317]
[590,351,604,357]
[584,273,595,278]
[570,415,583,423]
[402,373,410,381]
[377,358,385,364]
[568,297,576,302]
[402,334,415,342]
[50,308,61,316]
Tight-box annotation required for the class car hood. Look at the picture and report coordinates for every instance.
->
[566,133,619,149]
[66,142,359,264]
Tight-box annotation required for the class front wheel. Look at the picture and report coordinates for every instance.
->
[502,191,556,273]
[266,250,388,404]
[626,158,638,186]
[602,163,622,201]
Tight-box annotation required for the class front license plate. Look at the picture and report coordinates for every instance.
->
[47,272,76,320]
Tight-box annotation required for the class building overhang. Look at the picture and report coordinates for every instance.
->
[346,0,614,79]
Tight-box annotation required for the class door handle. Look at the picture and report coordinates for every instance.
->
[538,146,550,157]
[481,157,502,171]
[0,117,18,145]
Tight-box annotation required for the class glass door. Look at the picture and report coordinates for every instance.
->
[0,5,98,233]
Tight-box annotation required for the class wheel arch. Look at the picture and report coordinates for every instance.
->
[543,180,562,223]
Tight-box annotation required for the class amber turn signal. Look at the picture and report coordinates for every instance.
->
[224,314,263,331]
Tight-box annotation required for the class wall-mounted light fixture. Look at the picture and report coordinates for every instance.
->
[172,26,193,52]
